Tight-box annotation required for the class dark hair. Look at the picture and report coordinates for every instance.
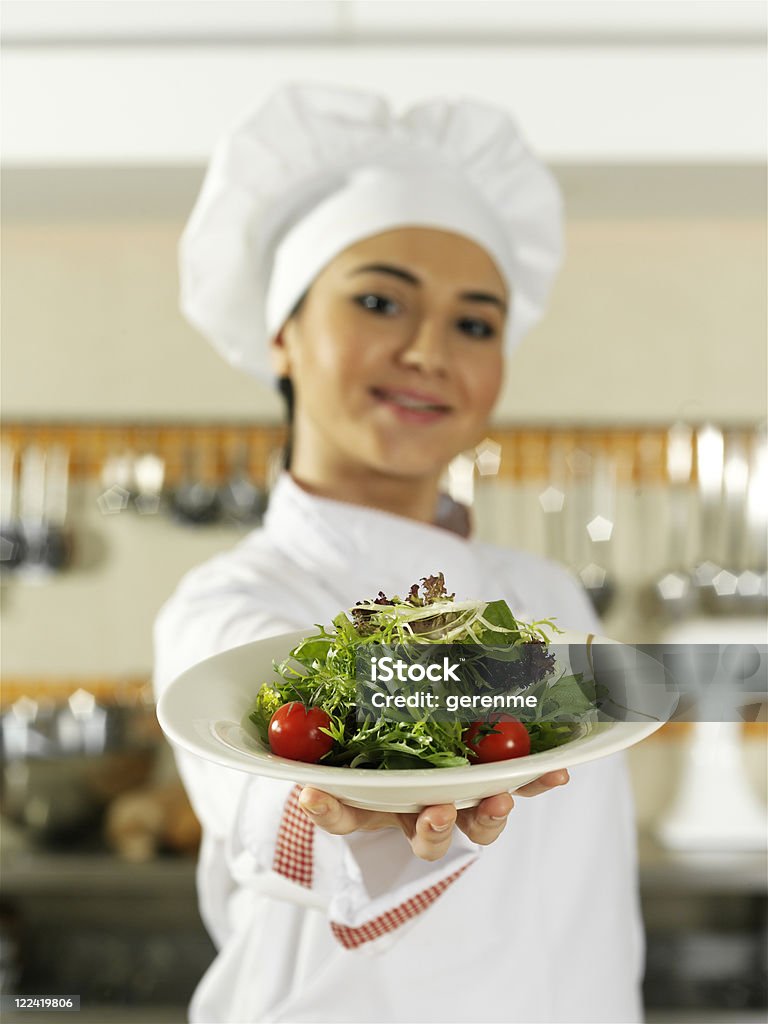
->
[276,375,295,470]
[275,289,306,470]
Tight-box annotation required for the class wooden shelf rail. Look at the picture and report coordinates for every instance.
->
[2,421,760,486]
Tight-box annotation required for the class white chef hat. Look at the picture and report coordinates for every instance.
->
[180,83,563,384]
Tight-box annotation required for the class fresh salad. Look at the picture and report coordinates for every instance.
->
[249,574,600,770]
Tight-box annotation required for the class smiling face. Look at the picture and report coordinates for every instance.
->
[270,227,508,514]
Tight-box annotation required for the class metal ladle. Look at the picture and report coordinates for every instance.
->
[218,440,265,526]
[17,445,51,579]
[0,443,25,571]
[539,438,568,566]
[570,449,616,618]
[583,452,618,617]
[740,424,768,611]
[97,447,136,515]
[721,429,767,616]
[40,445,72,571]
[704,432,750,614]
[650,423,697,620]
[692,423,725,610]
[170,445,220,525]
[133,451,165,516]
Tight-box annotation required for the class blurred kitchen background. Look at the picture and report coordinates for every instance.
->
[1,3,766,1022]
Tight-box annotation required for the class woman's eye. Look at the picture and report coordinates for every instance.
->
[354,294,399,316]
[456,317,496,340]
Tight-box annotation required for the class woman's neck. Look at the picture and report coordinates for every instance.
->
[288,458,443,526]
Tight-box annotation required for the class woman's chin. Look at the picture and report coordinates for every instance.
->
[348,432,479,480]
[367,451,454,480]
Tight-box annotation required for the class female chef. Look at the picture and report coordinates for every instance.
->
[153,84,643,1024]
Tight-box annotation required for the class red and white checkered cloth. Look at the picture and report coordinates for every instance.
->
[272,784,315,888]
[329,861,471,949]
[272,784,471,950]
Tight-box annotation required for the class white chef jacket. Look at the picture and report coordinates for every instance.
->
[153,472,644,1024]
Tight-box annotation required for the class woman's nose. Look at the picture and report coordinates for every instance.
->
[398,318,449,374]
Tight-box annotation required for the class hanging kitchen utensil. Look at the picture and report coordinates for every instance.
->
[700,432,752,615]
[584,451,617,616]
[1,696,159,845]
[97,445,136,515]
[0,698,55,760]
[741,423,768,610]
[692,424,725,608]
[133,451,166,516]
[650,423,697,620]
[169,443,220,525]
[218,438,265,526]
[56,689,109,756]
[633,432,665,620]
[16,445,50,579]
[0,442,25,572]
[569,447,616,617]
[15,445,72,577]
[566,446,589,565]
[539,438,568,565]
[41,444,72,571]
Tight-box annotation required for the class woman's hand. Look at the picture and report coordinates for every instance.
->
[298,770,569,862]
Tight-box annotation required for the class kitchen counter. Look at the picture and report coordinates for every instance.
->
[1,1006,186,1024]
[637,835,768,895]
[0,849,199,896]
[2,834,765,896]
[1,834,765,1024]
[2,1007,766,1024]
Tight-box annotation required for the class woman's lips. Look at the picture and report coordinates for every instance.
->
[370,387,452,425]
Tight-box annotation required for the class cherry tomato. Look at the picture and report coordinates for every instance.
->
[267,702,334,763]
[463,716,531,763]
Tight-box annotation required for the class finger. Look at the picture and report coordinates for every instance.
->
[515,769,570,798]
[456,792,514,845]
[407,804,457,862]
[298,787,375,835]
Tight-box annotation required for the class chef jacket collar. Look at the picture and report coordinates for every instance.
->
[262,471,485,596]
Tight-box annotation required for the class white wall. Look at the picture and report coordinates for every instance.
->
[3,43,765,164]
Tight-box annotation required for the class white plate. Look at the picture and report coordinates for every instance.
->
[157,629,677,812]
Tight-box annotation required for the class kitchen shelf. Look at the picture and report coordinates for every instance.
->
[0,676,153,708]
[2,420,763,484]
[1,422,287,486]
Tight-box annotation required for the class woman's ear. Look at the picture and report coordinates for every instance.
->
[269,326,293,377]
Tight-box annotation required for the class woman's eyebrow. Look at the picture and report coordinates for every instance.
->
[460,291,508,313]
[348,263,420,285]
[349,263,507,311]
